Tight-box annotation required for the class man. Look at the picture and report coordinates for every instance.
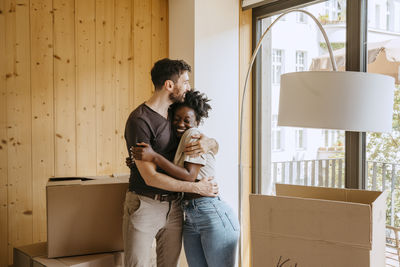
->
[123,58,218,267]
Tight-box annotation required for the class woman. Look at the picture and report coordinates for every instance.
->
[132,89,240,267]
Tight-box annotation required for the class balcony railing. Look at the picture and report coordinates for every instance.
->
[272,159,400,227]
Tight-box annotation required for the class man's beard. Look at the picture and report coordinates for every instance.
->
[169,89,185,103]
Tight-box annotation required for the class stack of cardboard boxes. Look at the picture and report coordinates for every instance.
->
[14,174,129,267]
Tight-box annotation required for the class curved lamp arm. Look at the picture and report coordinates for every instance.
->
[238,8,337,265]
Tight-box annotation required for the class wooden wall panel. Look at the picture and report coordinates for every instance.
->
[95,0,116,175]
[115,0,132,173]
[133,0,152,107]
[75,0,97,176]
[31,0,54,244]
[7,0,33,264]
[1,0,169,265]
[54,0,76,177]
[0,1,8,266]
[151,0,168,65]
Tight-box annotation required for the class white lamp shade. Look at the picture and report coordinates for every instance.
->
[278,71,395,132]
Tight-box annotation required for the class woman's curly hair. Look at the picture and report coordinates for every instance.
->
[169,89,212,124]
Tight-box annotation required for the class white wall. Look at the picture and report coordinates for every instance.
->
[169,0,239,212]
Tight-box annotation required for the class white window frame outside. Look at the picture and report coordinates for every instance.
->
[272,114,284,151]
[272,49,284,85]
[295,51,307,72]
[295,128,307,150]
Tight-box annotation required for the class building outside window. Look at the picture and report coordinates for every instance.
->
[296,12,307,23]
[323,0,342,22]
[272,114,283,151]
[386,0,394,31]
[295,129,307,150]
[375,4,381,28]
[272,49,284,84]
[323,130,343,147]
[295,51,307,72]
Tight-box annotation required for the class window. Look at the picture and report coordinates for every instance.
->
[296,12,307,23]
[272,114,284,151]
[272,49,284,84]
[295,129,306,150]
[323,130,343,147]
[324,0,342,22]
[255,0,346,195]
[375,4,381,29]
[386,0,393,31]
[366,0,400,228]
[295,51,307,72]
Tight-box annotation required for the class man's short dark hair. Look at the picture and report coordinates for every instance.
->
[151,58,191,90]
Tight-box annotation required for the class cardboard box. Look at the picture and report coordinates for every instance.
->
[33,252,124,267]
[14,242,47,267]
[250,184,387,267]
[47,175,129,258]
[14,243,124,267]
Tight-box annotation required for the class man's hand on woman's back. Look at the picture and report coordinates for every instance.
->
[192,176,219,197]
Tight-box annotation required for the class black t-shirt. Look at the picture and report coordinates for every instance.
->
[124,103,178,194]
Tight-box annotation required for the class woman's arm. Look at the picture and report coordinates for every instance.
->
[132,143,202,182]
[184,134,219,157]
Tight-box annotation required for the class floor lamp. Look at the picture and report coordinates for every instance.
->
[238,9,395,265]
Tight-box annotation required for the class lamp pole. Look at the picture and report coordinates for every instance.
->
[238,9,337,265]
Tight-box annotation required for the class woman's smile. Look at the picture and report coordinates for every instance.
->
[172,106,198,138]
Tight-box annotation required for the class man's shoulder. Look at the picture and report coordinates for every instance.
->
[128,103,146,119]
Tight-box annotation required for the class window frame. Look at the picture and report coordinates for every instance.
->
[272,49,284,84]
[251,0,367,193]
[295,50,307,72]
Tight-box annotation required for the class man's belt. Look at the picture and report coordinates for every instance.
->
[136,191,182,202]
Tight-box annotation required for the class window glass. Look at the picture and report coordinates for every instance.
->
[258,0,346,194]
[366,0,400,232]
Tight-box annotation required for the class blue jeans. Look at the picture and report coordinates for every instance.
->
[181,197,240,267]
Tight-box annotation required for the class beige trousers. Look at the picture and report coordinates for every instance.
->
[123,191,183,267]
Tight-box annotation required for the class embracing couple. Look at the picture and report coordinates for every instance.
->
[123,58,240,267]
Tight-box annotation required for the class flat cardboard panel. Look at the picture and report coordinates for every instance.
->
[250,194,372,248]
[33,253,114,267]
[58,254,114,267]
[13,242,47,267]
[276,183,348,201]
[250,184,387,267]
[47,176,128,258]
[370,191,388,267]
[251,233,370,267]
[276,183,382,204]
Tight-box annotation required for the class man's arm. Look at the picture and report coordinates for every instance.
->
[132,143,202,182]
[184,134,219,156]
[135,160,217,196]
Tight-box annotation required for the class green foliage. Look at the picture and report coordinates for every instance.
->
[319,42,345,51]
[367,86,400,163]
[367,85,400,226]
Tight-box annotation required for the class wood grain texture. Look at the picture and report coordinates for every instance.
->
[151,0,168,65]
[31,0,54,244]
[133,0,152,107]
[7,0,33,264]
[95,0,116,175]
[2,0,169,264]
[75,0,97,176]
[0,0,8,265]
[115,0,132,173]
[54,0,76,177]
